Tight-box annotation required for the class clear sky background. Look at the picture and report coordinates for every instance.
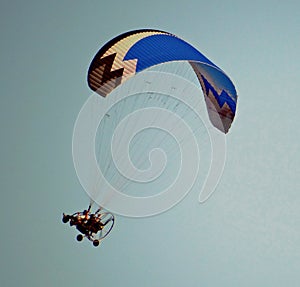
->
[1,1,299,286]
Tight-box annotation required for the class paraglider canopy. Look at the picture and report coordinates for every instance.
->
[87,29,237,133]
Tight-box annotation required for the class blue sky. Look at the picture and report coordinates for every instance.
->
[0,1,299,286]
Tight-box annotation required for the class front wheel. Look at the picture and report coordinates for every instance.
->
[93,240,100,247]
[76,234,83,241]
